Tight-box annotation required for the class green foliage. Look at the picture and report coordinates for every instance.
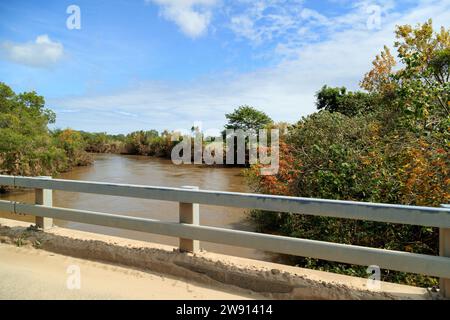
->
[249,110,447,287]
[53,129,92,167]
[392,20,449,130]
[430,48,450,83]
[123,130,176,158]
[81,131,125,153]
[246,20,450,287]
[225,105,273,131]
[315,85,377,117]
[78,128,178,159]
[0,82,91,179]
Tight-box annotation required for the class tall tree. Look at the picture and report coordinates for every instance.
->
[394,19,450,120]
[224,105,273,132]
[0,82,90,176]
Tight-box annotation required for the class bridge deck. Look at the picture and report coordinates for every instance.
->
[0,218,432,300]
[0,244,263,300]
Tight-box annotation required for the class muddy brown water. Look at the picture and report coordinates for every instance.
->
[0,153,275,261]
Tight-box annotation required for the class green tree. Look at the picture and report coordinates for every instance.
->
[53,129,92,166]
[315,85,377,117]
[224,105,273,132]
[363,19,450,130]
[0,82,91,179]
[0,82,60,176]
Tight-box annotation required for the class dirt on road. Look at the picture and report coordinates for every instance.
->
[0,244,264,300]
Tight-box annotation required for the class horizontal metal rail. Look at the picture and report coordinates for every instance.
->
[1,175,449,228]
[2,200,449,279]
[1,174,450,288]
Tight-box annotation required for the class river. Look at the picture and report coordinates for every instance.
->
[0,153,274,261]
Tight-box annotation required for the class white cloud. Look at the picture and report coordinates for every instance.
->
[227,0,402,51]
[53,0,450,134]
[1,35,64,68]
[229,0,305,44]
[148,0,218,38]
[300,8,329,25]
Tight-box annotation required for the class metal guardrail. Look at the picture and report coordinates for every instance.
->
[0,175,449,296]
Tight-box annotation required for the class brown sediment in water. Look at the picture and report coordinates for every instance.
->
[0,153,274,261]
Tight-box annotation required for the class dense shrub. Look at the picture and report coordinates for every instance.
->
[123,130,175,158]
[245,20,449,287]
[81,132,125,154]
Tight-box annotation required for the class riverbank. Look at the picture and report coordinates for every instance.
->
[0,217,434,300]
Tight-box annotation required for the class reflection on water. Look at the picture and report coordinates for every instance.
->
[0,154,273,261]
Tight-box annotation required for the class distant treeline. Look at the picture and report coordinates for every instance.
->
[79,130,175,158]
[0,82,180,179]
[0,79,273,183]
[78,105,280,163]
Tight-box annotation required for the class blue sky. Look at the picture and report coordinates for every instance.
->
[1,0,449,134]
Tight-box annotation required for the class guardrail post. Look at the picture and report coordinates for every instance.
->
[440,204,450,299]
[35,176,53,230]
[179,186,200,253]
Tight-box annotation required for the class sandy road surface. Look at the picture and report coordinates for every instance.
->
[0,244,263,300]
